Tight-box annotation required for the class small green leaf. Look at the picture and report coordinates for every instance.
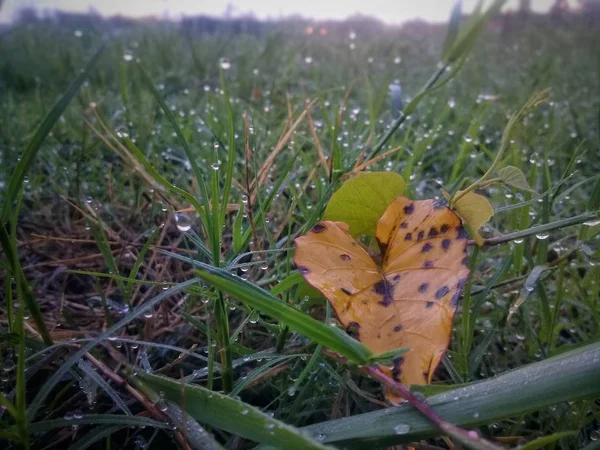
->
[368,347,410,366]
[497,166,536,192]
[324,172,406,237]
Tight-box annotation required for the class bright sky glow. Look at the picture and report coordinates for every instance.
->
[0,0,557,24]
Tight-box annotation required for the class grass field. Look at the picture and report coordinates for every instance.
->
[1,3,600,449]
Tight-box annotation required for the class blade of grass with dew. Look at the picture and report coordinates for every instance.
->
[162,400,226,450]
[27,415,169,433]
[304,342,600,447]
[0,42,105,223]
[230,355,296,396]
[194,263,372,365]
[134,372,330,450]
[481,211,598,246]
[26,278,199,421]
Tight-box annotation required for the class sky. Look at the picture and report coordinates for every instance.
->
[0,0,557,25]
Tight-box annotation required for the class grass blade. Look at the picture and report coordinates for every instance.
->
[1,43,105,222]
[195,264,372,365]
[305,342,600,447]
[136,372,330,450]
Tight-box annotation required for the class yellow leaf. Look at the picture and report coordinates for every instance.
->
[445,190,494,246]
[294,197,470,404]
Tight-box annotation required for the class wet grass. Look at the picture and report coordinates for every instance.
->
[1,8,600,450]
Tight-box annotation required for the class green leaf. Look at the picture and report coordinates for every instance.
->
[194,263,372,365]
[137,372,330,450]
[323,172,406,237]
[497,165,536,192]
[1,43,105,223]
[304,342,600,447]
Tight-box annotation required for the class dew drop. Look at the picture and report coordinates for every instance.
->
[219,57,231,70]
[175,213,192,232]
[535,232,550,240]
[394,423,411,435]
[583,219,600,227]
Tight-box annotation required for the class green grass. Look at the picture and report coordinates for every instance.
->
[1,5,600,450]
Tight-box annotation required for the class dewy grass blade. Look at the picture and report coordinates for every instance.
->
[137,372,330,450]
[195,263,372,365]
[305,342,600,447]
[26,278,199,421]
[1,42,106,223]
[28,415,169,432]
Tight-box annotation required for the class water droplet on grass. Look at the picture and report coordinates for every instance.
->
[535,232,550,240]
[219,57,231,70]
[394,423,411,435]
[175,213,192,232]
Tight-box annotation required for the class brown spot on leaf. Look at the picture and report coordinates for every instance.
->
[393,324,403,332]
[374,279,394,307]
[404,232,412,241]
[422,260,434,268]
[311,224,326,233]
[440,224,450,233]
[340,254,351,261]
[442,239,451,250]
[436,285,450,299]
[422,242,433,253]
[417,231,425,241]
[404,204,415,214]
[425,301,434,308]
[419,283,429,293]
[451,291,461,308]
[400,222,409,229]
[428,227,439,237]
[457,227,468,240]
